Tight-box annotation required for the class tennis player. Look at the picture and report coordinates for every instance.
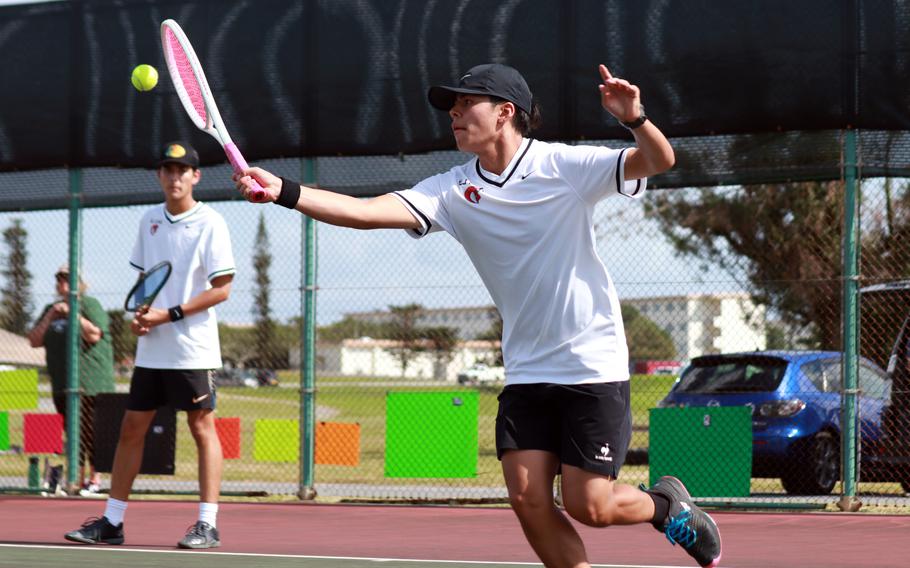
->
[65,142,236,550]
[235,63,721,568]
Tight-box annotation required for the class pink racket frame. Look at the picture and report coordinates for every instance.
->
[160,19,264,199]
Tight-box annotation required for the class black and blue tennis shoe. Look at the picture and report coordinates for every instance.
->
[647,476,722,567]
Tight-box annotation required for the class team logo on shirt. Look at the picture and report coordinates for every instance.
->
[150,223,159,235]
[458,178,482,204]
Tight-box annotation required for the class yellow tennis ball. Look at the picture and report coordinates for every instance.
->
[131,64,158,92]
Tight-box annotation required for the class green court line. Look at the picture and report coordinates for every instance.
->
[0,545,684,568]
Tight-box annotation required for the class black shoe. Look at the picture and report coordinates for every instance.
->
[647,476,722,567]
[64,516,124,545]
[177,521,220,549]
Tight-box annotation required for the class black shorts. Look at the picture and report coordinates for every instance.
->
[127,367,216,411]
[495,381,632,478]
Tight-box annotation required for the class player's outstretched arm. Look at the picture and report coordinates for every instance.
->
[597,64,675,180]
[234,168,422,231]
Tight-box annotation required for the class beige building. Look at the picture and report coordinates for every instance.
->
[344,305,499,339]
[624,293,767,361]
[305,338,500,382]
[0,328,45,367]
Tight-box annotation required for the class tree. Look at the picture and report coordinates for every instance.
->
[385,303,425,377]
[621,305,676,361]
[107,309,136,366]
[251,212,280,367]
[423,326,459,380]
[317,315,392,343]
[477,308,504,366]
[645,182,848,349]
[0,219,32,334]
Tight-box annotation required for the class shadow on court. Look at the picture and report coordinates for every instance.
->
[0,496,908,567]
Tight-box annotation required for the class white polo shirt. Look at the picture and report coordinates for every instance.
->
[130,202,235,370]
[393,138,646,385]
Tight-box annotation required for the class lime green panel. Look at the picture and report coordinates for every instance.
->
[0,411,8,450]
[649,406,752,497]
[385,391,478,478]
[254,419,299,463]
[0,369,39,410]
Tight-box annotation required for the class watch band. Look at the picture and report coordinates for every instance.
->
[621,105,647,130]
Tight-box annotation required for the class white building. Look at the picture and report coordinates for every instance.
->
[310,338,500,382]
[624,293,767,361]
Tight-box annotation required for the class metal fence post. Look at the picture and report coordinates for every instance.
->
[839,129,861,512]
[65,168,83,493]
[298,158,317,500]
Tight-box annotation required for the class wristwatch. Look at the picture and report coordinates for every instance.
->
[620,105,647,130]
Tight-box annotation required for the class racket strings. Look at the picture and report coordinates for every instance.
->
[165,28,207,124]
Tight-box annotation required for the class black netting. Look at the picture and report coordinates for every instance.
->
[0,0,908,191]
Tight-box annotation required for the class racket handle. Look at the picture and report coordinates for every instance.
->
[224,142,267,202]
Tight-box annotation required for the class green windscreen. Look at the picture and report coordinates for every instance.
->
[649,406,752,497]
[385,391,478,478]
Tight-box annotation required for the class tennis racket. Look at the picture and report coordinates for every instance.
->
[160,19,266,201]
[124,261,172,311]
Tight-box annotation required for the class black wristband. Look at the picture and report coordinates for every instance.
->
[168,305,185,322]
[275,177,302,209]
[620,104,648,130]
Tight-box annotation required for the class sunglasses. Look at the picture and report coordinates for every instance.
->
[55,273,68,282]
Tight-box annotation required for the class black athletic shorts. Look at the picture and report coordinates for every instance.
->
[495,381,632,478]
[127,367,217,411]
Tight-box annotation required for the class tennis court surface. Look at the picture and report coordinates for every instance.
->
[1,497,907,567]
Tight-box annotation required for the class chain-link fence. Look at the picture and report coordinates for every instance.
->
[0,137,908,509]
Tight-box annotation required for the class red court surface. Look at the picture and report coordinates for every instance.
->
[0,496,907,567]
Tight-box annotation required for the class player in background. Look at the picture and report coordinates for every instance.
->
[65,142,235,550]
[236,64,722,568]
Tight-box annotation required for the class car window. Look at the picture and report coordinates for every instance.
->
[859,364,891,400]
[801,359,892,399]
[675,356,787,393]
[802,359,841,394]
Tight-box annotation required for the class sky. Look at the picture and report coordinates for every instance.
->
[0,187,745,329]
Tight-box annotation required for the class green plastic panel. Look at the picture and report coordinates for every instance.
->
[0,411,8,450]
[385,391,478,478]
[649,406,752,497]
[254,419,299,463]
[0,369,39,410]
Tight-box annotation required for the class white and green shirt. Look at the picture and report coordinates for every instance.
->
[130,202,235,369]
[393,138,646,386]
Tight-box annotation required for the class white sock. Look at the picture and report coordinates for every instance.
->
[103,498,128,526]
[198,502,218,528]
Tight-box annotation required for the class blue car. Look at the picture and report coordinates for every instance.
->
[657,350,903,495]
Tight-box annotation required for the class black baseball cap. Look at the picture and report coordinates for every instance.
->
[157,141,199,168]
[428,63,532,114]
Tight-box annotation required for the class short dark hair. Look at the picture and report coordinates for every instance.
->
[489,95,542,136]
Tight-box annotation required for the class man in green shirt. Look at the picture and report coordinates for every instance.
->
[28,264,116,492]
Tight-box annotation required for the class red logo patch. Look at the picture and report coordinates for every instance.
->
[464,186,481,204]
[150,223,159,235]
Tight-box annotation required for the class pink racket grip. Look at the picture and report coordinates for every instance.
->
[224,143,267,202]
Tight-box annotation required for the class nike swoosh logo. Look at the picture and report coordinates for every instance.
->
[192,393,210,404]
[520,171,534,180]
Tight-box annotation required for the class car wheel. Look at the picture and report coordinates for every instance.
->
[780,431,839,495]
